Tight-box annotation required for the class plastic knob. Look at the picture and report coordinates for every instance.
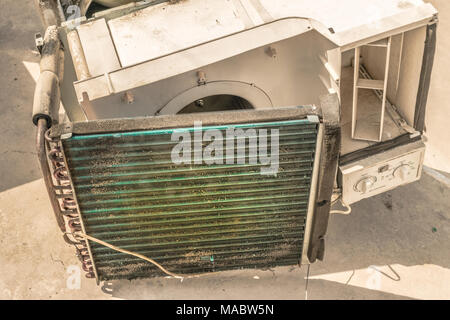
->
[394,164,412,180]
[355,177,376,193]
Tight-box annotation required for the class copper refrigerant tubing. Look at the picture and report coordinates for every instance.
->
[37,119,95,278]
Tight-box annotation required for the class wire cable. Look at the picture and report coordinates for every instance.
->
[330,198,352,215]
[75,232,186,279]
[74,232,224,280]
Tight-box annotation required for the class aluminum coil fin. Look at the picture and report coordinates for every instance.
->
[62,119,319,280]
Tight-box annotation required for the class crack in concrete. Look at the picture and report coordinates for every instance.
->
[50,254,65,268]
[2,150,37,156]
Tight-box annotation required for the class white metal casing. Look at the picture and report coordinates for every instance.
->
[62,0,437,122]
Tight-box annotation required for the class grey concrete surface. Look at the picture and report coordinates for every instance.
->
[0,0,449,300]
[0,1,43,193]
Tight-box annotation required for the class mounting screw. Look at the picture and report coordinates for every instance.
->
[122,91,135,104]
[197,71,207,85]
[265,46,277,58]
[195,99,205,108]
[35,33,44,54]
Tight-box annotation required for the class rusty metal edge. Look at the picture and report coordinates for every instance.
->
[37,118,67,232]
[414,22,437,133]
[59,135,101,284]
[49,106,321,137]
[307,93,341,262]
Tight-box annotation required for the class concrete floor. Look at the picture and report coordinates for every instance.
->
[0,0,449,300]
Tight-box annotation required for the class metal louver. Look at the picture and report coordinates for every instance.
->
[48,103,340,281]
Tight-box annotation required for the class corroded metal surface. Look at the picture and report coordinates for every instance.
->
[62,119,319,280]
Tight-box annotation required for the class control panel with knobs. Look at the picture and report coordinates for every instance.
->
[340,141,425,205]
